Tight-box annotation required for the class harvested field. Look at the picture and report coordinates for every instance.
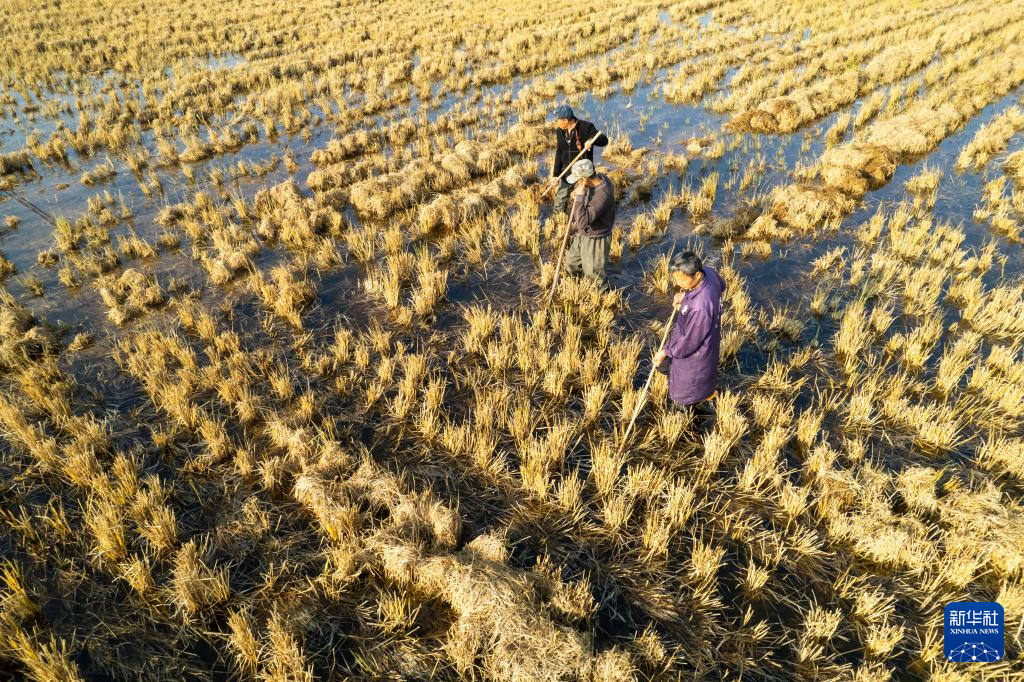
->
[0,0,1023,680]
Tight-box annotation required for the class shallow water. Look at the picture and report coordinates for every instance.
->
[2,30,1023,392]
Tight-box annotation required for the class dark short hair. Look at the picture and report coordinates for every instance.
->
[671,251,703,276]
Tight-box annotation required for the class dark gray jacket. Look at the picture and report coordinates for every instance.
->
[570,174,615,238]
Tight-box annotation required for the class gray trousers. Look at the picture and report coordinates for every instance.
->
[565,233,610,286]
[553,178,573,215]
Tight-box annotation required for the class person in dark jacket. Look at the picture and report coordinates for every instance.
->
[653,252,727,412]
[547,104,608,216]
[564,159,615,287]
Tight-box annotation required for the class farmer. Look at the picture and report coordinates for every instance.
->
[547,104,608,216]
[564,158,615,287]
[653,251,727,416]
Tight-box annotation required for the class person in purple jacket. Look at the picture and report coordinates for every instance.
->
[653,251,727,414]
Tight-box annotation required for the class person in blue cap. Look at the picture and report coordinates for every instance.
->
[547,105,608,216]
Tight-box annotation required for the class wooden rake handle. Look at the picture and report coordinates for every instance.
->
[539,131,603,199]
[543,217,575,309]
[618,303,679,453]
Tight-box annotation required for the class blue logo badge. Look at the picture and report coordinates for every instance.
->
[944,602,1003,662]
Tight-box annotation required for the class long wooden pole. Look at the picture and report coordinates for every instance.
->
[619,241,681,450]
[539,131,603,199]
[544,217,574,309]
[618,305,679,452]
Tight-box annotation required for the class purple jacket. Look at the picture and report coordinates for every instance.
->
[664,267,726,405]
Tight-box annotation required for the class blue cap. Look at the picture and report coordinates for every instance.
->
[550,104,574,121]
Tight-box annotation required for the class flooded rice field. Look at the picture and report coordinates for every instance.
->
[1,0,1023,679]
